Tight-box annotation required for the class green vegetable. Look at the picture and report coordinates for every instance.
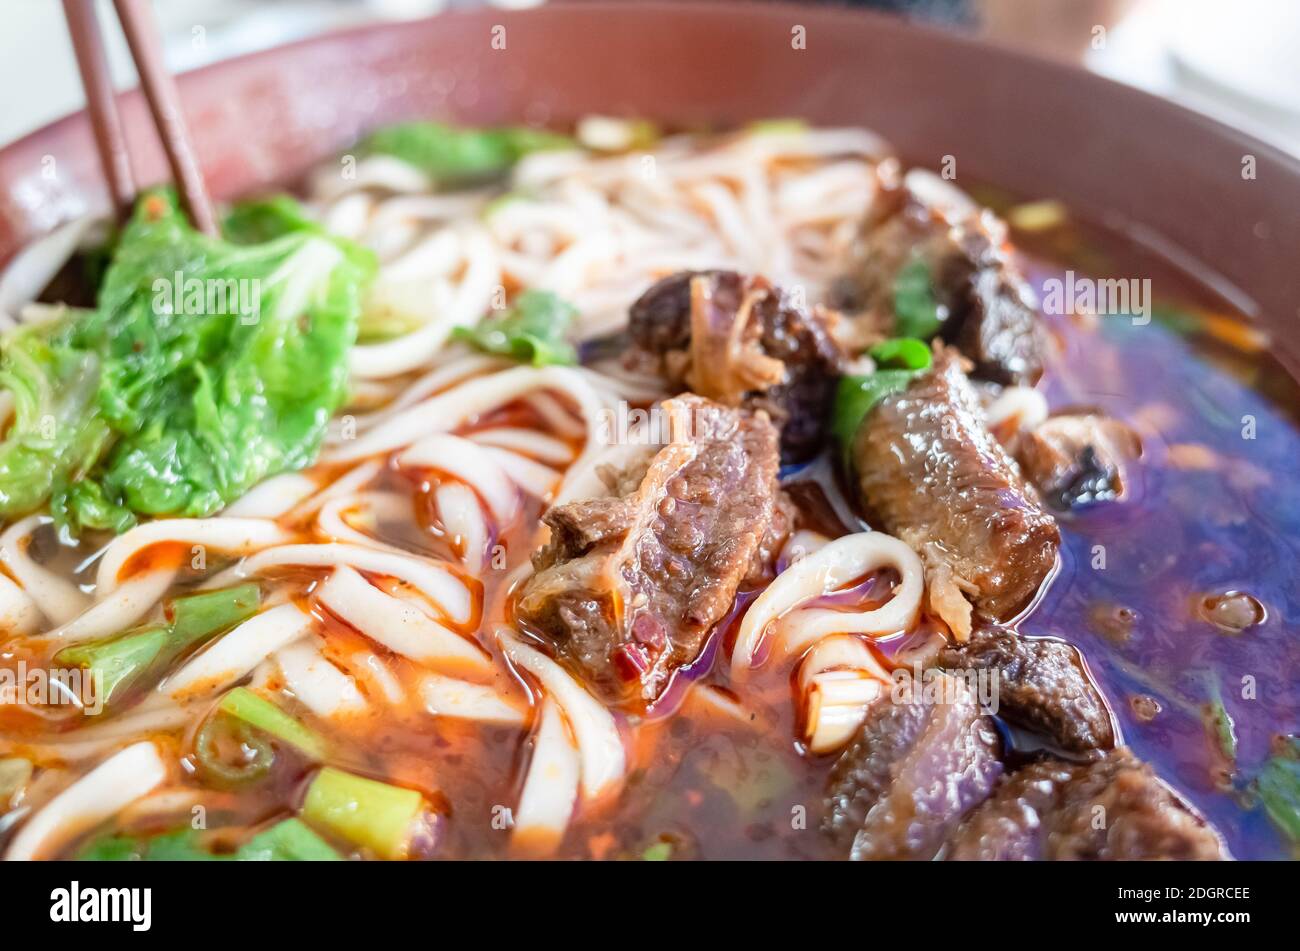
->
[217,687,328,761]
[1256,736,1300,844]
[55,626,169,706]
[745,118,808,136]
[168,583,260,647]
[830,339,934,461]
[78,834,146,861]
[302,767,426,860]
[452,289,578,366]
[892,258,944,339]
[1203,678,1238,764]
[237,818,343,861]
[868,337,933,371]
[54,584,261,707]
[361,122,573,185]
[0,329,114,521]
[79,819,342,861]
[0,189,374,537]
[222,195,328,245]
[641,841,673,861]
[194,714,275,788]
[831,370,919,456]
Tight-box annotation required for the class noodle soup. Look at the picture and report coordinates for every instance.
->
[0,121,1292,860]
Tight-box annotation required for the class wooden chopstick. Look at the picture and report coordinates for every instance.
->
[62,0,136,217]
[62,0,218,236]
[111,0,217,236]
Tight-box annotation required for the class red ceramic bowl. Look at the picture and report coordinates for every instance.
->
[0,1,1296,353]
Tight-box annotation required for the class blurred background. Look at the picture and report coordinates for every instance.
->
[3,0,1299,155]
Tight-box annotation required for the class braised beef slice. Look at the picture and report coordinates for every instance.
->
[852,349,1060,637]
[856,169,1042,385]
[626,270,846,463]
[946,749,1226,860]
[516,395,787,704]
[823,672,1002,860]
[1014,413,1142,509]
[938,627,1115,753]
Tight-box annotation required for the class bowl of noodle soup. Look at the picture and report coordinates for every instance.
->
[0,2,1297,862]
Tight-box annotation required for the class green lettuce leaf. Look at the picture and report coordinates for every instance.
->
[453,289,578,366]
[361,122,573,185]
[0,189,375,536]
[0,325,114,521]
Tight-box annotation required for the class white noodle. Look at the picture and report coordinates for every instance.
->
[316,565,490,674]
[348,651,406,705]
[512,698,580,853]
[223,473,318,519]
[0,570,41,636]
[163,602,315,700]
[0,516,89,625]
[797,635,892,755]
[219,543,473,627]
[275,638,367,718]
[42,568,175,646]
[95,517,293,594]
[468,428,575,466]
[326,365,607,472]
[399,433,520,523]
[984,384,1049,433]
[498,627,624,800]
[435,482,488,574]
[5,741,167,860]
[731,532,925,679]
[419,673,526,725]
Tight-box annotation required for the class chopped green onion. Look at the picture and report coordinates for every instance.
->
[892,258,943,340]
[641,841,673,861]
[78,834,147,861]
[53,584,261,709]
[868,337,933,371]
[194,714,274,789]
[302,767,426,860]
[217,687,328,761]
[168,583,260,648]
[1256,736,1300,845]
[79,819,342,861]
[238,819,343,861]
[831,370,920,459]
[54,626,169,706]
[1202,677,1238,765]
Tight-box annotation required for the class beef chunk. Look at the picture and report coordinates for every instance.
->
[1014,412,1142,509]
[938,627,1115,753]
[854,165,1042,385]
[823,672,1002,860]
[946,749,1226,860]
[627,270,846,463]
[516,395,788,704]
[852,349,1060,638]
